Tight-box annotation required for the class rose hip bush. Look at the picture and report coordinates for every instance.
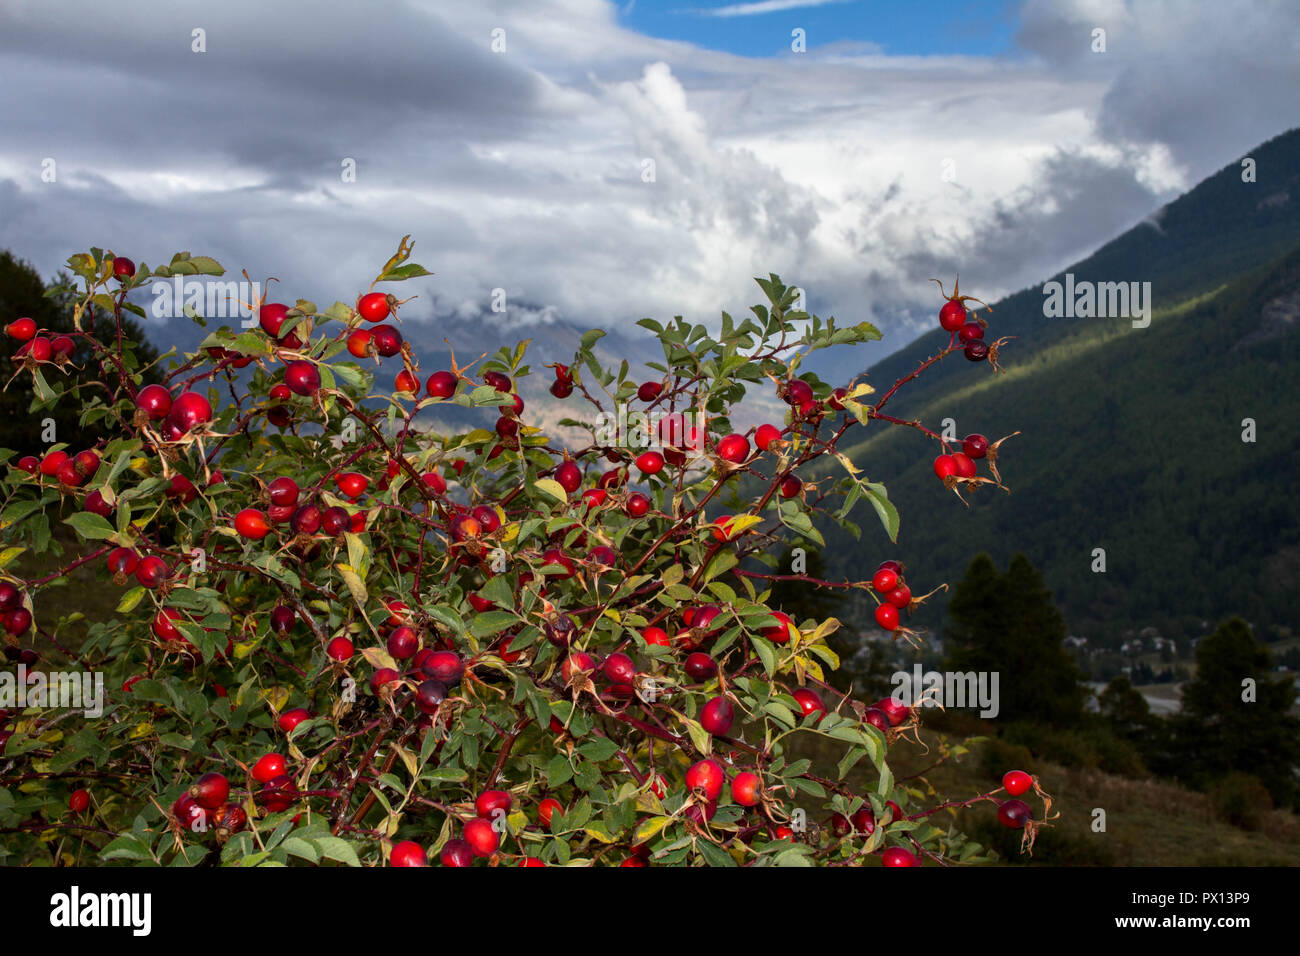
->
[0,240,1048,866]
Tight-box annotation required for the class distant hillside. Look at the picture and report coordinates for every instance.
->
[856,127,1300,422]
[818,230,1300,647]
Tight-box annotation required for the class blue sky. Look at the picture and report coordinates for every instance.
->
[619,0,1019,58]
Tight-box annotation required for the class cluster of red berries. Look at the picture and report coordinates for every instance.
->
[104,546,171,590]
[935,281,992,363]
[13,446,100,492]
[997,769,1037,830]
[169,761,302,838]
[392,789,569,867]
[131,384,214,441]
[0,581,32,637]
[171,772,245,836]
[359,600,468,722]
[933,432,989,482]
[778,377,849,423]
[870,560,912,631]
[5,317,76,366]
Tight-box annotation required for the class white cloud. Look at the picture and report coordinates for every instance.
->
[693,0,850,17]
[0,0,1293,359]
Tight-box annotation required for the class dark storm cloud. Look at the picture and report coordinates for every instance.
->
[1017,0,1300,176]
[895,150,1164,308]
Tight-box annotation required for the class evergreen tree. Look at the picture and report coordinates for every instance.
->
[1098,674,1152,739]
[944,552,1086,726]
[1172,618,1300,806]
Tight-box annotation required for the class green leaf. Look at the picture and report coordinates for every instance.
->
[379,263,434,282]
[703,550,737,583]
[100,834,152,862]
[425,605,468,639]
[115,586,147,614]
[31,368,54,403]
[546,754,574,787]
[533,478,568,504]
[861,480,900,543]
[478,575,515,609]
[314,836,362,867]
[683,718,711,755]
[837,746,868,780]
[578,738,618,762]
[282,837,319,863]
[697,840,737,867]
[773,846,815,867]
[251,553,300,589]
[2,495,53,526]
[64,512,116,540]
[763,700,798,729]
[750,635,777,677]
[876,763,894,799]
[469,610,518,638]
[421,767,469,783]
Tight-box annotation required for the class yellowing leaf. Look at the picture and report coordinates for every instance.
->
[833,450,862,476]
[635,816,673,843]
[115,586,147,614]
[807,642,840,670]
[392,744,419,781]
[262,686,291,712]
[584,826,618,844]
[335,563,367,607]
[361,646,398,672]
[635,791,666,815]
[129,722,153,740]
[682,717,711,755]
[805,617,842,645]
[533,478,568,504]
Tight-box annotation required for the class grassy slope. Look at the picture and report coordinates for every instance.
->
[792,725,1300,866]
